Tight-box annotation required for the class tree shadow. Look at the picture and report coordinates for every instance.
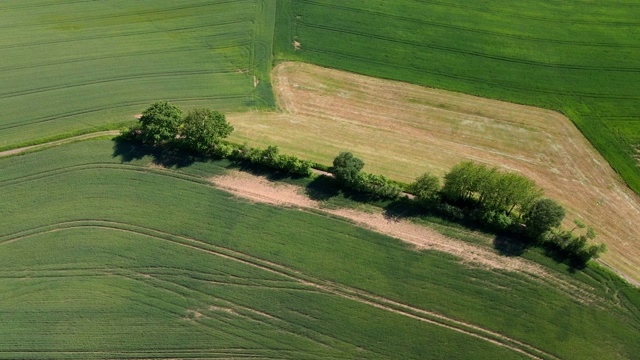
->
[493,234,532,257]
[383,197,427,220]
[226,161,303,182]
[111,137,203,168]
[305,175,397,205]
[542,246,587,271]
[305,175,342,201]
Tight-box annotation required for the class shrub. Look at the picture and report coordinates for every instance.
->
[409,172,441,204]
[354,172,402,199]
[332,152,364,186]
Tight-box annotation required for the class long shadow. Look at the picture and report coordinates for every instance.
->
[112,137,204,168]
[305,175,395,206]
[226,161,304,182]
[542,246,587,271]
[305,175,342,201]
[383,197,430,219]
[385,199,542,257]
[493,234,532,257]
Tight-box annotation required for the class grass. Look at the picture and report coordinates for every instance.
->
[274,0,640,195]
[0,0,276,150]
[0,139,638,359]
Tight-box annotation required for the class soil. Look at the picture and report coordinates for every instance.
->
[210,170,603,303]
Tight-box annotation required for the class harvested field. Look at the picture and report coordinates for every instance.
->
[228,62,640,284]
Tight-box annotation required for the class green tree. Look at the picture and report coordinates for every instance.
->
[182,108,233,154]
[410,172,441,204]
[332,152,364,186]
[442,161,491,203]
[484,172,542,215]
[138,101,183,144]
[523,198,566,239]
[442,161,543,215]
[261,145,280,166]
[355,172,402,199]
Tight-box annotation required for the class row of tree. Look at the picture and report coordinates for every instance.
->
[128,101,312,177]
[125,103,606,266]
[227,144,313,177]
[332,152,402,199]
[331,152,606,264]
[136,101,234,153]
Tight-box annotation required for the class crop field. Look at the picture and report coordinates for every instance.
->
[3,1,640,359]
[228,62,640,284]
[274,0,640,195]
[0,139,638,359]
[0,0,276,150]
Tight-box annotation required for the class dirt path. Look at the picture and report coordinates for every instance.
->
[0,130,120,158]
[210,170,603,306]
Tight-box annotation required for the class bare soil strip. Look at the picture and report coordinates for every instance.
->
[0,220,555,360]
[210,170,601,307]
[227,62,640,284]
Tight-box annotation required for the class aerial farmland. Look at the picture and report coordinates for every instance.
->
[0,1,639,359]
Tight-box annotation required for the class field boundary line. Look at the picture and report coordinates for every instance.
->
[0,130,120,158]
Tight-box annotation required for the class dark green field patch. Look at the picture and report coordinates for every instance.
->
[275,0,640,194]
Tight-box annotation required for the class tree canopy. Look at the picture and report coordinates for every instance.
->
[523,198,566,239]
[138,101,182,144]
[332,152,364,186]
[442,161,542,215]
[182,108,234,153]
[410,172,440,204]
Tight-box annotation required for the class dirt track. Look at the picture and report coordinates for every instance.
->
[211,170,604,305]
[228,62,640,285]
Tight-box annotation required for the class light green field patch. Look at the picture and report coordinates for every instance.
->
[0,0,276,150]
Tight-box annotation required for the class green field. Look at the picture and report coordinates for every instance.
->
[0,139,638,359]
[274,0,640,194]
[0,0,275,150]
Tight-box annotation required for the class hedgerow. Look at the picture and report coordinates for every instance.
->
[125,103,606,266]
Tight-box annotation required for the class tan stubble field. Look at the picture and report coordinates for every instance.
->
[228,62,640,285]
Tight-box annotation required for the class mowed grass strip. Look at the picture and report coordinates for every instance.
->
[0,139,638,359]
[274,0,640,195]
[227,62,640,285]
[0,0,276,149]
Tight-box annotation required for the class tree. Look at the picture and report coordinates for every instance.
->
[484,172,542,215]
[138,101,183,144]
[410,172,441,204]
[181,108,233,154]
[442,161,544,217]
[442,161,491,203]
[332,152,364,186]
[354,172,402,199]
[522,198,566,239]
